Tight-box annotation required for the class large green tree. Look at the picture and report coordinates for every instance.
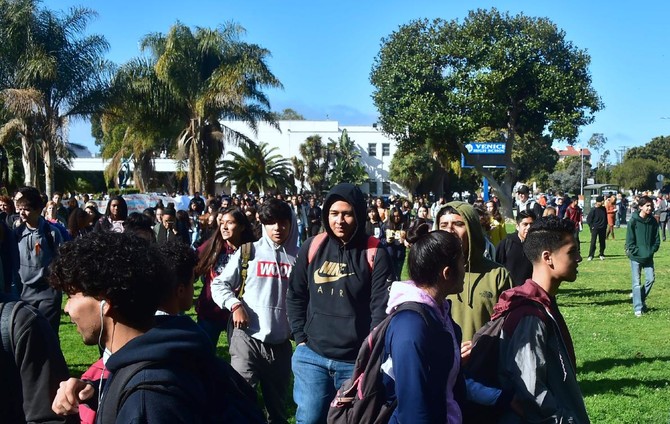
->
[371,8,602,216]
[139,22,282,194]
[611,158,659,191]
[624,135,670,175]
[389,146,435,196]
[549,156,591,194]
[0,0,110,195]
[216,141,293,194]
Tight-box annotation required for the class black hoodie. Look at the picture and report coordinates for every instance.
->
[287,183,394,361]
[97,316,213,422]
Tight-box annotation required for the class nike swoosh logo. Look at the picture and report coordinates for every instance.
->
[313,271,354,284]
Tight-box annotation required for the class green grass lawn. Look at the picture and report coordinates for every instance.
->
[59,226,670,423]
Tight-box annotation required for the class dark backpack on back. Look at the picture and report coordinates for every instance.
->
[461,301,549,422]
[326,301,429,424]
[98,355,267,423]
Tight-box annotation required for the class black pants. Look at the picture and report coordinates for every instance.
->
[308,224,321,237]
[589,228,606,257]
[660,220,667,241]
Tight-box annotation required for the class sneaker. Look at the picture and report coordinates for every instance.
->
[599,255,605,261]
[587,257,593,261]
[629,292,633,299]
[635,311,643,317]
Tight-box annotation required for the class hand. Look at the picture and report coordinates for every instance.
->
[52,378,95,415]
[232,304,249,329]
[460,340,473,364]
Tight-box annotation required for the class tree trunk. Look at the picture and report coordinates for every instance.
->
[187,141,196,195]
[132,153,152,193]
[20,135,36,187]
[43,143,54,198]
[205,147,217,196]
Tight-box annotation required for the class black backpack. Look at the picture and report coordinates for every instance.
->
[327,302,429,424]
[461,301,549,422]
[0,299,20,358]
[98,355,267,423]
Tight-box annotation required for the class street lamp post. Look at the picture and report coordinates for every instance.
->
[580,145,584,197]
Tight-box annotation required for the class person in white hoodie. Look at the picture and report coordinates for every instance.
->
[211,198,298,424]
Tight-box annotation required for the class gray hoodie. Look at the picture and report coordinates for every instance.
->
[211,210,299,344]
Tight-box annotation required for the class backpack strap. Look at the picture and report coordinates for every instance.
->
[237,242,253,299]
[98,360,157,423]
[0,300,19,359]
[307,232,379,272]
[307,232,328,264]
[329,302,429,416]
[365,236,380,272]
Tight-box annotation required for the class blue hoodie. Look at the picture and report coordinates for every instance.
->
[383,280,463,424]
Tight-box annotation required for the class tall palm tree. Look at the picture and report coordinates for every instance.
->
[0,0,111,196]
[299,135,329,194]
[139,22,282,195]
[98,58,182,191]
[329,129,368,186]
[216,141,293,194]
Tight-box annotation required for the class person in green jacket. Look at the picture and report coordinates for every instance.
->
[433,201,513,341]
[625,195,660,317]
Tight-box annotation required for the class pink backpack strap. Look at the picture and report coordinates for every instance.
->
[308,233,378,272]
[365,236,380,272]
[307,232,329,264]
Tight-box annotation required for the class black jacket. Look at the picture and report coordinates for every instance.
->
[495,232,533,287]
[0,298,75,424]
[97,316,213,422]
[287,183,394,362]
[587,205,607,231]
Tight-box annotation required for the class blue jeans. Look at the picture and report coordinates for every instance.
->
[292,344,354,424]
[631,260,655,313]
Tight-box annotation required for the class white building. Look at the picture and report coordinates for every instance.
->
[222,120,406,197]
[70,119,407,197]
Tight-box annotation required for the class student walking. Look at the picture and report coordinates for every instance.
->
[625,196,660,317]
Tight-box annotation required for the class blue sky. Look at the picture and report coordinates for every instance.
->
[45,0,670,163]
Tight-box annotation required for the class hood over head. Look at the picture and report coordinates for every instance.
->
[432,201,486,266]
[260,203,299,253]
[321,183,367,244]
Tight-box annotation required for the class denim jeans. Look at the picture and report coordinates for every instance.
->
[631,260,655,313]
[292,344,354,424]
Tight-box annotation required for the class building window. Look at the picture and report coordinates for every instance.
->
[382,143,390,157]
[382,181,391,195]
[368,143,377,157]
[369,180,378,195]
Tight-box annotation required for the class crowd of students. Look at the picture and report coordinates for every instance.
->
[0,184,600,423]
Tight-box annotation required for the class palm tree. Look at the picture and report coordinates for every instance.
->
[299,135,329,194]
[329,129,368,186]
[0,0,111,196]
[139,22,282,194]
[97,58,183,191]
[216,141,293,194]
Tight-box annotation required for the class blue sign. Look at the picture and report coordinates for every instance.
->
[465,142,506,155]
